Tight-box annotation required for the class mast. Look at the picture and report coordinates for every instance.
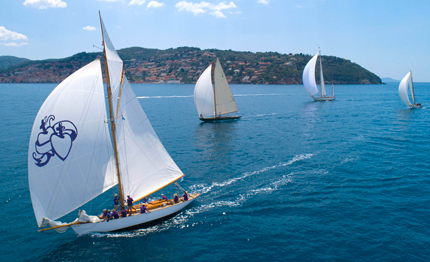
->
[319,48,325,98]
[212,59,217,117]
[99,11,125,211]
[410,70,416,105]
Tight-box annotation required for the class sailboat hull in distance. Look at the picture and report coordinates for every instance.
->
[312,95,336,101]
[199,115,242,122]
[72,194,199,235]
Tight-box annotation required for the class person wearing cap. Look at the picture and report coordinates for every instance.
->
[126,194,134,216]
[120,207,127,218]
[162,194,168,202]
[111,209,119,220]
[183,191,188,201]
[174,193,179,203]
[140,204,151,214]
[113,194,119,211]
[99,209,108,219]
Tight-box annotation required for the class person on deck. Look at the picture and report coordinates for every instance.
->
[126,194,134,217]
[111,209,119,220]
[174,193,179,203]
[121,208,127,218]
[99,209,108,220]
[113,194,119,211]
[162,194,168,202]
[143,197,148,204]
[140,204,151,214]
[183,191,188,201]
[106,210,112,222]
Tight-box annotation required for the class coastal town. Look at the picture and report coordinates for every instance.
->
[0,47,381,85]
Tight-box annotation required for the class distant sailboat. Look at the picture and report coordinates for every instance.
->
[194,58,241,121]
[399,71,421,109]
[28,13,199,235]
[302,49,335,101]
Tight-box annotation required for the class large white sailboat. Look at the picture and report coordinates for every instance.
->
[28,13,199,235]
[399,71,421,109]
[302,49,335,101]
[194,58,241,121]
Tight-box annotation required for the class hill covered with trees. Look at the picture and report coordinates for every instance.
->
[0,47,381,85]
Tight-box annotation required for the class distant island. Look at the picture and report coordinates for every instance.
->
[381,77,399,83]
[0,47,382,85]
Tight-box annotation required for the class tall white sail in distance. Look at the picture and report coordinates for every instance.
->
[100,16,123,118]
[302,52,319,97]
[214,58,239,115]
[319,51,327,96]
[28,60,117,227]
[399,71,413,107]
[194,65,215,118]
[115,77,184,202]
[410,71,416,104]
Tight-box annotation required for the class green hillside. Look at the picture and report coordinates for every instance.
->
[0,47,381,85]
[0,56,30,69]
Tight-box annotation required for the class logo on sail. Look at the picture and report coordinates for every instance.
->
[33,115,78,167]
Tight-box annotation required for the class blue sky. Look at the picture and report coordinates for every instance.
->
[1,0,429,81]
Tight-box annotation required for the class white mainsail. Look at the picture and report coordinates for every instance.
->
[303,52,319,97]
[399,71,413,107]
[100,17,123,118]
[115,77,184,202]
[194,64,215,118]
[214,58,239,115]
[319,51,327,96]
[28,60,117,227]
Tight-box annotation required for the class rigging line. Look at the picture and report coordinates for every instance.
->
[47,63,101,218]
[48,64,103,219]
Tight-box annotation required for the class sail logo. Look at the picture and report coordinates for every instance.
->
[32,115,78,167]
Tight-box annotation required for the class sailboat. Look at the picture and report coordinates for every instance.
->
[28,13,199,235]
[302,49,335,101]
[194,58,241,121]
[399,71,421,109]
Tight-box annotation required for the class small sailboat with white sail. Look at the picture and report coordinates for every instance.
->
[28,12,199,235]
[194,58,241,121]
[399,71,421,109]
[302,49,335,101]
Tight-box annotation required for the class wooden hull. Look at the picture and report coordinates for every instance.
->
[312,95,336,101]
[410,103,421,109]
[199,116,241,122]
[72,193,199,235]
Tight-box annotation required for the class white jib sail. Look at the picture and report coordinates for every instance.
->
[302,52,319,97]
[399,72,413,107]
[28,60,117,227]
[319,52,327,96]
[115,77,184,202]
[214,58,239,115]
[194,64,215,118]
[101,17,123,118]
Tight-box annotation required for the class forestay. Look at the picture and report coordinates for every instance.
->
[214,58,239,115]
[194,65,215,118]
[28,60,117,227]
[115,77,184,202]
[399,71,412,107]
[303,53,319,97]
[101,17,123,118]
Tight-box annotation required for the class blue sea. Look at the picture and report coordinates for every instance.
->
[1,83,430,261]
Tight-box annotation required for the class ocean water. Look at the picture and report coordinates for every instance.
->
[1,83,430,261]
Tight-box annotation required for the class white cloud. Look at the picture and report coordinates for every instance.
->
[129,0,145,5]
[147,1,164,8]
[0,26,28,41]
[23,0,67,9]
[175,1,237,18]
[257,0,269,4]
[4,42,29,47]
[210,10,226,18]
[98,0,121,2]
[296,4,302,8]
[83,26,96,31]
